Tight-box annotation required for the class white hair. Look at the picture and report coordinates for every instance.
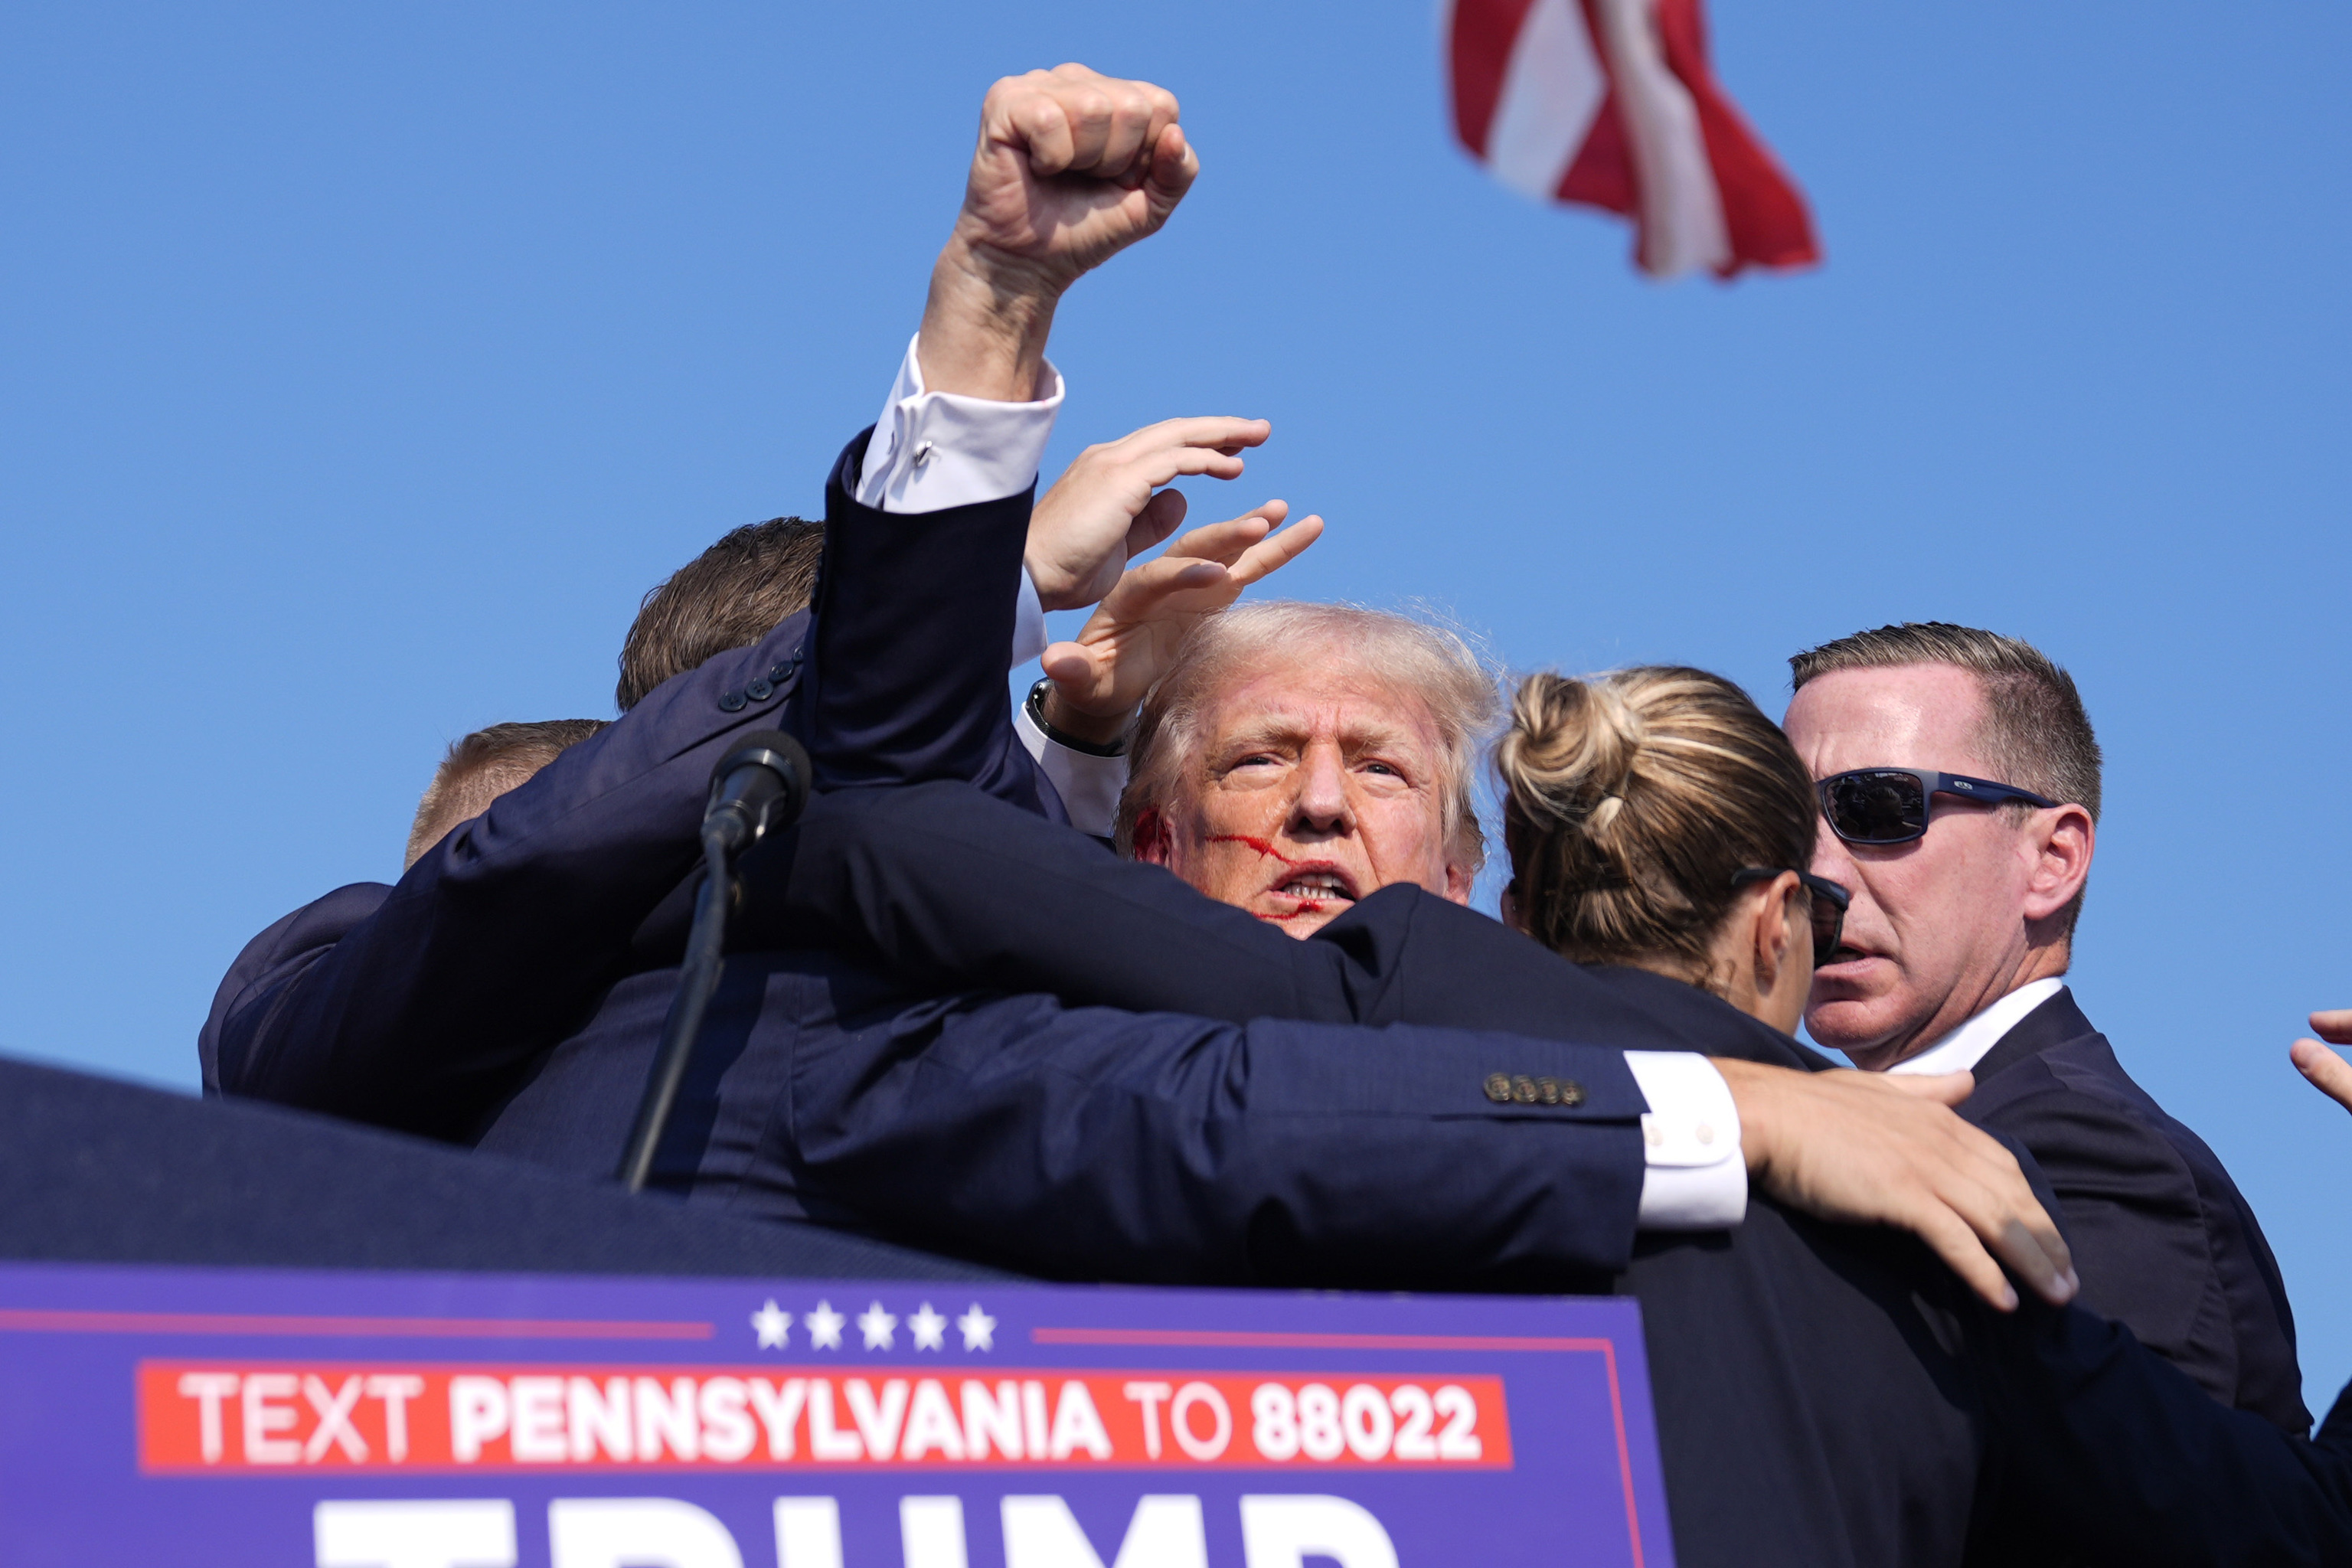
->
[1112,601,1499,874]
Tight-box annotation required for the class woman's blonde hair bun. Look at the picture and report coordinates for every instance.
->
[1496,665,1817,982]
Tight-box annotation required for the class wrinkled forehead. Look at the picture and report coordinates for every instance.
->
[1782,664,1993,776]
[1194,652,1446,758]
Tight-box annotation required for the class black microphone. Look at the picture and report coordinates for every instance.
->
[618,730,814,1193]
[702,731,812,857]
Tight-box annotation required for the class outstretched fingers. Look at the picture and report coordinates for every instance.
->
[1109,554,1231,609]
[2291,1036,2352,1116]
[1228,512,1324,585]
[1137,415,1271,462]
[1166,503,1283,566]
[1106,417,1268,492]
[1125,488,1190,557]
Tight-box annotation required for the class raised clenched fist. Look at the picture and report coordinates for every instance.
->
[917,65,1199,403]
[952,64,1198,295]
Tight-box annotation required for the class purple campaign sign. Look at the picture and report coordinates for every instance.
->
[0,1260,1671,1567]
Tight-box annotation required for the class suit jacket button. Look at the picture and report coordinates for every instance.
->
[718,690,747,713]
[1482,1073,1512,1103]
[768,662,792,684]
[746,677,774,701]
[1511,1075,1538,1104]
[1558,1080,1585,1107]
[1536,1077,1560,1106]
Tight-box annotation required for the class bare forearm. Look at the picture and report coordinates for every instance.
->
[916,237,1060,402]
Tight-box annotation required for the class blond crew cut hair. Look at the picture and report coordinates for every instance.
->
[1788,621,2101,939]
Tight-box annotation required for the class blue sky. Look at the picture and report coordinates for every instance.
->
[3,3,2347,1410]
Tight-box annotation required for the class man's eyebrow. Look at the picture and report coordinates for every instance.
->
[1337,719,1422,754]
[1213,716,1313,752]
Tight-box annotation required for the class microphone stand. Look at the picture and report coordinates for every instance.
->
[618,731,810,1194]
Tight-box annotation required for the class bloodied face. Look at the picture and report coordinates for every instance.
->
[1130,648,1475,936]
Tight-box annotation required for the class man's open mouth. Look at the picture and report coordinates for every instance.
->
[1275,871,1357,904]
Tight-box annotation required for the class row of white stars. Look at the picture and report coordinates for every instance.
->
[750,1298,995,1354]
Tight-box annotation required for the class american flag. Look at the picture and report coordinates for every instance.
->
[1449,0,1819,279]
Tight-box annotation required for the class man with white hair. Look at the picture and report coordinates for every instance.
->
[761,603,2352,1566]
[1114,602,1491,923]
[775,596,2073,1313]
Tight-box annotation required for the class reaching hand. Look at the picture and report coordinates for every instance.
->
[1713,1058,2079,1313]
[921,66,1198,402]
[1027,416,1272,612]
[1038,502,1325,743]
[2291,1011,2352,1115]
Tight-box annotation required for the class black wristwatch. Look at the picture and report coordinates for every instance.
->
[1024,678,1129,757]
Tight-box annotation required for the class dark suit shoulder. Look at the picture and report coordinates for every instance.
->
[200,882,393,1092]
[1337,891,1822,1068]
[1967,1049,2217,1351]
[1969,1000,2308,1432]
[1969,1047,2204,1210]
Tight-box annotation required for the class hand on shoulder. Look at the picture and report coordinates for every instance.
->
[1713,1057,2079,1313]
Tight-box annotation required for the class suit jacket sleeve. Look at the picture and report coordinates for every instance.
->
[197,883,389,1094]
[216,430,1051,1136]
[757,779,1811,1064]
[782,984,1651,1283]
[1967,1066,2224,1390]
[1973,1298,2352,1566]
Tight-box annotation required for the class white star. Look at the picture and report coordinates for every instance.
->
[857,1301,897,1351]
[957,1303,996,1353]
[909,1302,946,1351]
[804,1299,844,1351]
[750,1298,792,1349]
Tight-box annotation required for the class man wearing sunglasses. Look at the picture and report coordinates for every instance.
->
[1784,621,2306,1434]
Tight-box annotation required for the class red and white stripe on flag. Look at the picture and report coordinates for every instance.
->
[1449,0,1819,279]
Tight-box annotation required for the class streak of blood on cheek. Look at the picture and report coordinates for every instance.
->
[1207,833,1302,867]
[1211,835,1332,919]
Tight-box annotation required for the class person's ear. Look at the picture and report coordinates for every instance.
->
[1131,807,1174,867]
[2021,804,2096,926]
[1443,858,1476,906]
[1751,873,1800,997]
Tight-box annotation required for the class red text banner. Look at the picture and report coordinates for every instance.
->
[138,1363,1512,1474]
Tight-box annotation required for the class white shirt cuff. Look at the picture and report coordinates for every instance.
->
[1625,1051,1747,1230]
[1014,700,1129,839]
[856,332,1063,514]
[1011,569,1047,668]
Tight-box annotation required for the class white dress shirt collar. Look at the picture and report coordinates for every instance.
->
[1885,977,2068,1077]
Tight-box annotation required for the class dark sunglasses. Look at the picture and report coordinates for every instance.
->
[1731,867,1851,965]
[1816,768,2057,847]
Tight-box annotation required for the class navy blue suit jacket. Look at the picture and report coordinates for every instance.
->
[199,880,388,1093]
[1964,988,2306,1432]
[752,780,2352,1566]
[211,430,1060,1138]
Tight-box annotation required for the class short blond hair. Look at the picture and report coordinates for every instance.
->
[405,719,606,868]
[1114,602,1498,876]
[1790,622,2100,939]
